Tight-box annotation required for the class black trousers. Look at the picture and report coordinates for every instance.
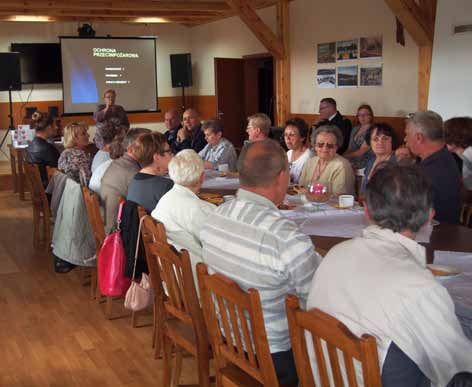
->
[271,349,299,385]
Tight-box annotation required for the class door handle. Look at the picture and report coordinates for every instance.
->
[218,111,224,117]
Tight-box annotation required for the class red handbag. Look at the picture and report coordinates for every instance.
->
[98,201,131,296]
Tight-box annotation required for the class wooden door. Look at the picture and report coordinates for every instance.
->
[214,58,245,148]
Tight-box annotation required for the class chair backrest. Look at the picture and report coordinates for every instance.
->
[24,163,50,216]
[141,216,208,348]
[82,186,106,254]
[46,166,58,183]
[196,263,279,386]
[285,294,381,387]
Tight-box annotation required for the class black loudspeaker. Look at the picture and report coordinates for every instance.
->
[170,53,192,88]
[25,107,37,118]
[0,52,21,91]
[48,105,59,118]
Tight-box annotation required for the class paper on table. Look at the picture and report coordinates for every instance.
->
[434,251,472,274]
[282,202,432,243]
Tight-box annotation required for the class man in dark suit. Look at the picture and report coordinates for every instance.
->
[315,98,352,154]
[174,108,207,153]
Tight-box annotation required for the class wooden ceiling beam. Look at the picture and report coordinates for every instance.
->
[385,0,437,110]
[384,0,433,46]
[226,0,284,59]
[0,8,219,18]
[0,1,231,13]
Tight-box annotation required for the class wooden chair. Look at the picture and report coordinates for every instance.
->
[285,294,382,387]
[197,262,280,386]
[23,163,52,251]
[140,214,166,358]
[81,186,112,316]
[141,216,212,387]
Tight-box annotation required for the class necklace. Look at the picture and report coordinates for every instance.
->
[313,159,329,181]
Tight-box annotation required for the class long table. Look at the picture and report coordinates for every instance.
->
[200,184,472,339]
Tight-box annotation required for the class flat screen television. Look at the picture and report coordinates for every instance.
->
[10,43,62,84]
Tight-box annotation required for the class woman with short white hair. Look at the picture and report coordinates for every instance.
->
[151,150,216,277]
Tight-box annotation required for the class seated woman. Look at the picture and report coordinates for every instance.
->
[444,116,472,190]
[284,117,313,184]
[91,121,118,173]
[198,119,237,171]
[299,125,355,195]
[152,150,216,278]
[26,111,60,187]
[307,164,472,386]
[361,123,399,193]
[343,104,374,169]
[126,132,174,213]
[58,122,92,184]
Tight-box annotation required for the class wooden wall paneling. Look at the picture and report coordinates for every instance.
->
[0,96,217,129]
[288,113,407,142]
[275,0,290,126]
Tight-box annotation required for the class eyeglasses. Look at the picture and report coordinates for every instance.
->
[162,149,173,154]
[316,142,336,149]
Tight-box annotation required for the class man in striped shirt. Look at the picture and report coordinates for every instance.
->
[200,139,322,385]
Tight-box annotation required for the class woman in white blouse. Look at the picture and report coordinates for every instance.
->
[284,117,313,184]
[151,150,216,282]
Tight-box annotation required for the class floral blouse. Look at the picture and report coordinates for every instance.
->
[58,148,92,184]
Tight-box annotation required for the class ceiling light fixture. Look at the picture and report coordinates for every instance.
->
[8,15,54,22]
[131,17,169,23]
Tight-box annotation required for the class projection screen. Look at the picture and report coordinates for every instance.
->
[60,37,158,115]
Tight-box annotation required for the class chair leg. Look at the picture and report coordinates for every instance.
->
[162,337,172,387]
[90,269,97,300]
[171,347,183,387]
[152,302,156,348]
[105,296,113,319]
[196,350,211,387]
[44,215,51,252]
[32,208,40,248]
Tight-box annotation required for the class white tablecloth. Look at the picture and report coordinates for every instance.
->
[201,171,240,190]
[434,251,472,340]
[282,195,432,243]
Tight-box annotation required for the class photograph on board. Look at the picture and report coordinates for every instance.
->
[317,68,336,88]
[336,39,358,61]
[338,65,358,87]
[360,36,383,58]
[317,42,336,64]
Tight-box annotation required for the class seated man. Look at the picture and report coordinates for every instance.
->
[246,112,271,142]
[174,108,206,153]
[307,164,472,386]
[198,119,237,172]
[200,139,322,385]
[404,111,461,223]
[151,150,216,281]
[315,97,352,154]
[100,128,150,232]
[163,108,182,154]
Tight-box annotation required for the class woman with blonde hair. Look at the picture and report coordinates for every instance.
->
[58,122,92,184]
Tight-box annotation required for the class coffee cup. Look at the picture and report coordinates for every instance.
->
[218,164,229,173]
[338,194,354,208]
[223,195,235,202]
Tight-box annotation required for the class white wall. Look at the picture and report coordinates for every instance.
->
[429,0,472,119]
[290,0,417,117]
[0,21,192,104]
[190,7,276,96]
[189,0,419,117]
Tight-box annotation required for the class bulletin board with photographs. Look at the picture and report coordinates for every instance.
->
[316,35,383,88]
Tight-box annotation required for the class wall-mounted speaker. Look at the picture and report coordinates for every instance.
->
[170,53,192,88]
[0,52,21,91]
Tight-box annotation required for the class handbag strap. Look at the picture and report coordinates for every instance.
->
[131,215,146,282]
[116,200,125,224]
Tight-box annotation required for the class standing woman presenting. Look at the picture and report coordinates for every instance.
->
[94,89,130,130]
